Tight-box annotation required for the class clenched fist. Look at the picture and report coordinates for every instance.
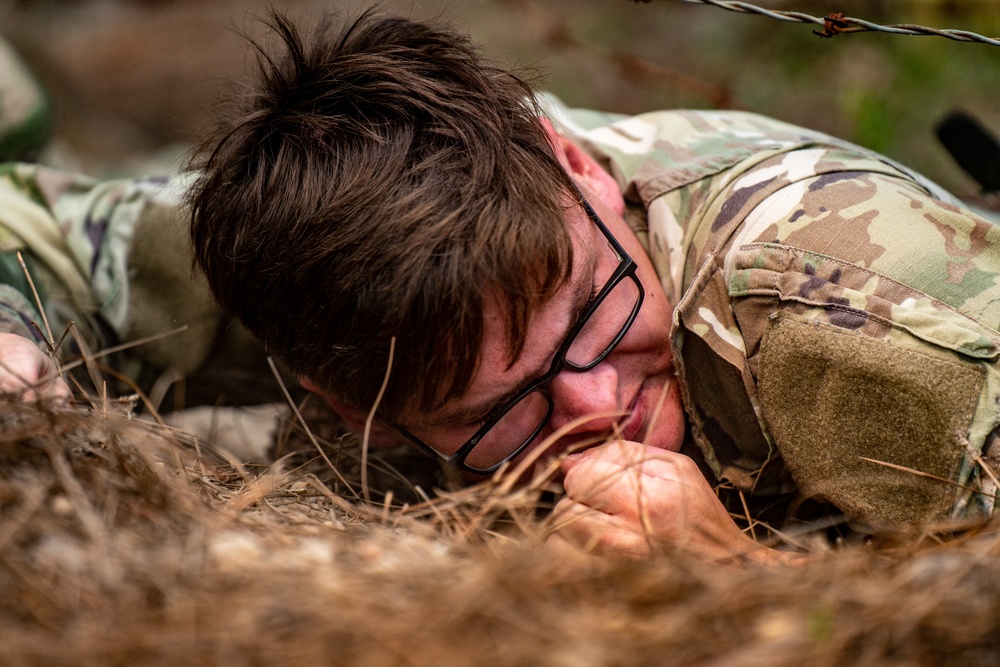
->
[550,440,800,567]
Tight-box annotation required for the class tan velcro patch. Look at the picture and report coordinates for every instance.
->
[126,198,221,374]
[758,312,985,531]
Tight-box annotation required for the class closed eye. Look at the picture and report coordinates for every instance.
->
[571,280,601,330]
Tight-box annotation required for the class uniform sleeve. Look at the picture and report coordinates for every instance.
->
[673,148,1000,532]
[0,162,225,377]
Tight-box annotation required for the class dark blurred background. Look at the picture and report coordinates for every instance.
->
[2,0,998,198]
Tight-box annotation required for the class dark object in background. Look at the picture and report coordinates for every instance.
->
[936,111,1000,194]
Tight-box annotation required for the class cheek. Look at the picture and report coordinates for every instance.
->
[624,242,675,343]
[622,285,674,357]
[647,375,686,452]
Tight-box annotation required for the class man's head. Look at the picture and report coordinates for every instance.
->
[189,10,577,419]
[190,11,686,469]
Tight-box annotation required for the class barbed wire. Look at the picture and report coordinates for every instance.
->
[634,0,1000,47]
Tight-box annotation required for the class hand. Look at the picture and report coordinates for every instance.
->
[549,440,799,566]
[0,332,71,403]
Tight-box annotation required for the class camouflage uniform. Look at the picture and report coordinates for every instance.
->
[0,165,212,362]
[0,39,273,402]
[0,44,298,422]
[545,96,1000,532]
[0,159,289,405]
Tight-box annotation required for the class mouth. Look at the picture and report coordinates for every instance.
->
[617,369,678,446]
[535,371,678,463]
[617,382,648,443]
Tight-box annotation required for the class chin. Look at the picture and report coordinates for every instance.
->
[643,415,686,453]
[639,374,686,453]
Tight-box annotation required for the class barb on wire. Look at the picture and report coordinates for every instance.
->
[633,0,1000,47]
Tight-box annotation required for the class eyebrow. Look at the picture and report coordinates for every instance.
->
[434,242,601,428]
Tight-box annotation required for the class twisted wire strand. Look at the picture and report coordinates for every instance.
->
[638,0,1000,47]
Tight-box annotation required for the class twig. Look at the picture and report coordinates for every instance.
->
[361,337,395,504]
[267,357,360,500]
[16,251,53,348]
[56,325,189,376]
[969,448,1000,490]
[16,251,68,400]
[493,410,624,496]
[859,456,982,494]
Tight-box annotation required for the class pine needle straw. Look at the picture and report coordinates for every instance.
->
[3,397,1000,664]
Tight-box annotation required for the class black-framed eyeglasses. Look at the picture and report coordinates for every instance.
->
[392,194,645,474]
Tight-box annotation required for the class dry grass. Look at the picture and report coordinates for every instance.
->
[3,2,1000,662]
[2,397,1000,665]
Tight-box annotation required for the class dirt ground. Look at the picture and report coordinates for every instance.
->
[2,399,1000,666]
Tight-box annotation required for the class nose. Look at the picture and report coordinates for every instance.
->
[546,362,622,436]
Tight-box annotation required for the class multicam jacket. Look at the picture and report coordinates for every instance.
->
[0,159,295,409]
[545,97,1000,532]
[0,164,230,390]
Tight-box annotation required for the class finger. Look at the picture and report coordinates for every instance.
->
[562,459,641,510]
[546,528,651,559]
[0,351,41,394]
[549,499,652,557]
[564,442,700,486]
[35,352,70,399]
[36,369,72,404]
[563,455,697,516]
[553,487,657,544]
[561,439,679,474]
[0,338,70,403]
[551,496,610,537]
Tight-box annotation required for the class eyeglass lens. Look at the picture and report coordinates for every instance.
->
[566,275,641,368]
[464,275,641,471]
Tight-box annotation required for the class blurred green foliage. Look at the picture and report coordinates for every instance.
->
[1,0,997,195]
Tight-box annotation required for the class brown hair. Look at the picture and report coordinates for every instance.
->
[188,10,575,418]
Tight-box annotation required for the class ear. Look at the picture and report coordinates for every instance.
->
[540,118,626,216]
[300,376,407,449]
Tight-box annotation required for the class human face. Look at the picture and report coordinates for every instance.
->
[396,185,686,473]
